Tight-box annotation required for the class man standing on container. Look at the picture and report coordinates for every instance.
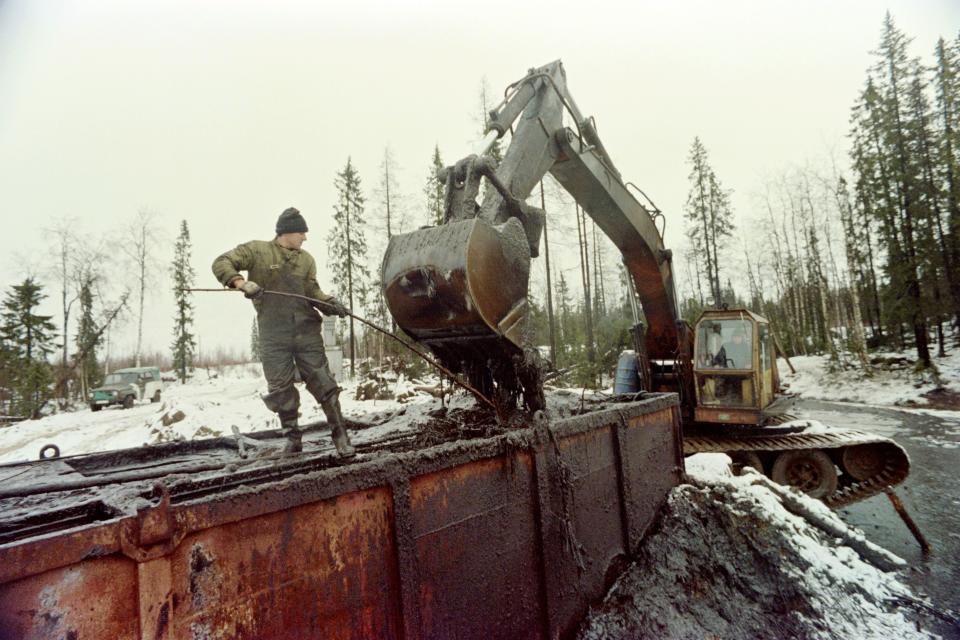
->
[212,207,355,457]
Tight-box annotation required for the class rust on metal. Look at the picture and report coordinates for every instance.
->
[0,394,682,639]
[884,487,931,556]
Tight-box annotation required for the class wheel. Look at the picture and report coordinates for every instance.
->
[90,404,102,412]
[122,395,135,409]
[729,451,763,476]
[152,390,161,403]
[771,450,838,499]
[841,444,885,481]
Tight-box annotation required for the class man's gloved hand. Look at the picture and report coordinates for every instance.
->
[325,297,350,318]
[239,280,263,300]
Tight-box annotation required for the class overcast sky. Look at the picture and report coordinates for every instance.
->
[1,0,957,362]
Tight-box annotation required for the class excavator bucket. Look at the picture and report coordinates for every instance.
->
[382,217,532,352]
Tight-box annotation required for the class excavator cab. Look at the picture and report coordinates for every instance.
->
[692,309,779,425]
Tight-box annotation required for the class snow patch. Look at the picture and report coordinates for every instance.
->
[780,344,960,409]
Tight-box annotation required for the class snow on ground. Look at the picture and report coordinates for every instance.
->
[780,344,960,408]
[0,364,445,464]
[578,453,938,640]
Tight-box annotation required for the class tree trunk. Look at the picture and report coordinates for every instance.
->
[575,204,596,366]
[540,182,557,365]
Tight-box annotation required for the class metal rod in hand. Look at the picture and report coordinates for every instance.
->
[184,288,499,414]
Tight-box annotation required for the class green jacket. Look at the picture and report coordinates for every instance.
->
[212,239,335,328]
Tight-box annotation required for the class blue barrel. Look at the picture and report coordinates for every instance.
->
[614,350,642,394]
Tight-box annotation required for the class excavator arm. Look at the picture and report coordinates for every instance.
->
[382,60,686,408]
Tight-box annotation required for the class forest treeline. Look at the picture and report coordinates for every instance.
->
[679,14,960,376]
[1,15,955,419]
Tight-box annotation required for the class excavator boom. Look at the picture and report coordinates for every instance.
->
[382,60,684,407]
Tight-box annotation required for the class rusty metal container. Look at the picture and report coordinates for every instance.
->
[0,394,682,639]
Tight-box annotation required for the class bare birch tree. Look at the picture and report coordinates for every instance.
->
[121,209,160,368]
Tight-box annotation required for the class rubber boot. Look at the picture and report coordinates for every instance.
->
[322,396,356,458]
[283,430,303,454]
[279,413,303,454]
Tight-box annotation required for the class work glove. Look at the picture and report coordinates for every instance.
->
[325,297,350,318]
[239,280,263,300]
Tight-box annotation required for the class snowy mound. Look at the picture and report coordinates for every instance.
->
[578,454,932,640]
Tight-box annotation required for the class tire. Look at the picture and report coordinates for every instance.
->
[152,390,161,403]
[90,404,102,412]
[729,451,763,476]
[771,450,838,499]
[122,395,135,409]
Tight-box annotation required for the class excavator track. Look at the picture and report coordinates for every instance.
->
[683,427,910,508]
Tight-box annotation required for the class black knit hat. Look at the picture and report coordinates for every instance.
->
[276,207,308,234]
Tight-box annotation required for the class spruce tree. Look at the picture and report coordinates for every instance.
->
[328,157,371,377]
[424,145,445,226]
[74,280,102,398]
[683,137,734,305]
[934,36,960,333]
[170,220,196,383]
[866,13,931,365]
[0,278,57,417]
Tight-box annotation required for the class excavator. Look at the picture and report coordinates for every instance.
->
[381,60,909,506]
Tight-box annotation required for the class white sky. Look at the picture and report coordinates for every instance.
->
[1,0,957,361]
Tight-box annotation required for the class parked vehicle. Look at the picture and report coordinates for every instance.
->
[89,367,163,411]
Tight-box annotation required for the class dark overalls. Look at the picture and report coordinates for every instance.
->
[212,239,339,431]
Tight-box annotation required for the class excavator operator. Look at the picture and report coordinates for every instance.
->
[212,207,356,458]
[718,328,751,369]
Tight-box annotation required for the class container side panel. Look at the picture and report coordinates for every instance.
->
[170,486,401,640]
[627,410,684,537]
[410,453,543,640]
[0,556,139,640]
[551,426,628,636]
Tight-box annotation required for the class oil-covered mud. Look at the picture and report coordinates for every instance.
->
[410,406,508,447]
[577,463,943,640]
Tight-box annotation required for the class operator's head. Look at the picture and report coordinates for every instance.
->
[732,328,745,343]
[276,207,308,250]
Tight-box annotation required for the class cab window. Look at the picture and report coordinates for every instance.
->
[697,373,755,407]
[696,319,754,370]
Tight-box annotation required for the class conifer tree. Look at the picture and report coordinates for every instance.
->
[683,137,734,305]
[555,270,572,367]
[424,145,445,226]
[74,280,101,398]
[1,278,57,417]
[857,13,932,365]
[328,157,371,377]
[933,36,960,333]
[170,220,196,383]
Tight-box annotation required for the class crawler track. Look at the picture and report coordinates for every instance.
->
[684,428,910,508]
